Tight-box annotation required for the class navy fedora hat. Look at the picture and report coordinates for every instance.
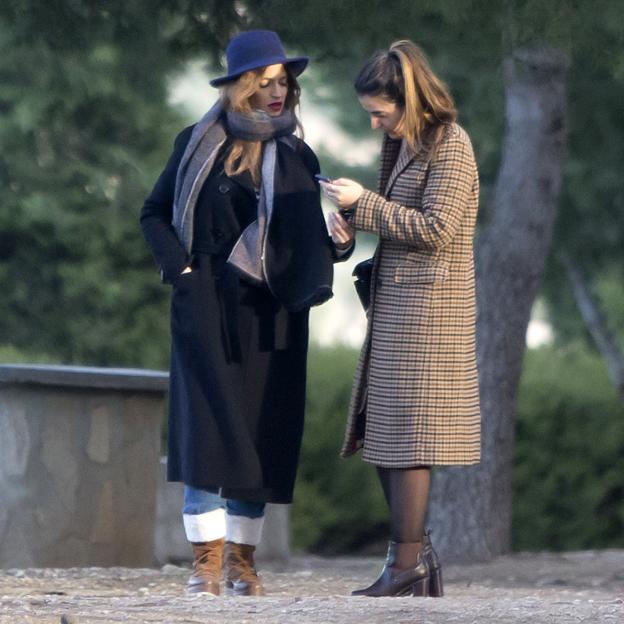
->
[210,30,309,87]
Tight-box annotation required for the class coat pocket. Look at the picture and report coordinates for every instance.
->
[172,266,196,290]
[394,260,449,284]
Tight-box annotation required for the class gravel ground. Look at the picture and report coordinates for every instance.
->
[1,550,622,623]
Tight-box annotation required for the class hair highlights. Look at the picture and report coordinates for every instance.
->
[354,40,456,155]
[219,66,303,185]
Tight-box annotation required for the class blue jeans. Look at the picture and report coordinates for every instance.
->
[183,485,265,518]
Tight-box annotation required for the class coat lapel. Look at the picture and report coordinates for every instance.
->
[377,134,402,195]
[384,139,416,197]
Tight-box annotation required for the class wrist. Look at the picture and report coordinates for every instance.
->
[334,239,353,250]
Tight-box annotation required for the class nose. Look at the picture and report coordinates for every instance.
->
[371,117,380,130]
[271,83,285,99]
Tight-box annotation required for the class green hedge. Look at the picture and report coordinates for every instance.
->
[7,340,620,553]
[295,343,624,553]
[293,345,389,553]
[512,343,624,550]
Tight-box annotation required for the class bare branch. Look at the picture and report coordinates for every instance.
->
[560,251,624,402]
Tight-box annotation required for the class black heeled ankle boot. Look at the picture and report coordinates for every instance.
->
[352,541,429,597]
[423,530,443,597]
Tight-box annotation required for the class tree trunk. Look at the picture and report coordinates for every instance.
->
[427,47,569,561]
[560,252,624,402]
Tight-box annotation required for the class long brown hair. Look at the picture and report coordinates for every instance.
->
[219,65,303,185]
[354,40,456,155]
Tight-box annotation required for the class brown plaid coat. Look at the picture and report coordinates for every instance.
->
[340,123,481,466]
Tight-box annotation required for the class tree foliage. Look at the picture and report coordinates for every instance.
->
[4,1,622,366]
[0,2,203,365]
[1,1,624,556]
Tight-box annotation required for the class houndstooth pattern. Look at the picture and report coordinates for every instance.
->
[340,123,481,466]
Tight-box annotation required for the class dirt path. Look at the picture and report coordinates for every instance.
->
[1,550,622,623]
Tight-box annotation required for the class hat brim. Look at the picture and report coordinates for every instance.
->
[210,56,309,87]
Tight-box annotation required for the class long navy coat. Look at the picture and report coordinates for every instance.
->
[141,125,335,503]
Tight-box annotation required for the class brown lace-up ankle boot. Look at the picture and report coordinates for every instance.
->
[186,538,225,595]
[223,542,265,596]
[351,541,429,597]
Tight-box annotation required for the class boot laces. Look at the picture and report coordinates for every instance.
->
[194,545,221,575]
[226,547,258,582]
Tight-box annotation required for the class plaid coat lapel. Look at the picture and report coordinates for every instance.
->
[383,139,416,197]
[377,134,402,195]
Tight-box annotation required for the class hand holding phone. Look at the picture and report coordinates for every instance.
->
[315,174,332,183]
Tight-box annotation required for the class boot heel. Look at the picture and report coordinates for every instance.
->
[429,567,444,597]
[411,577,429,597]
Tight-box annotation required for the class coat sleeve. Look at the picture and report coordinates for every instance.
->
[139,126,194,283]
[333,240,356,262]
[352,127,476,251]
[298,140,355,263]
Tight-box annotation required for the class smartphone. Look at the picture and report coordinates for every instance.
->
[314,174,332,183]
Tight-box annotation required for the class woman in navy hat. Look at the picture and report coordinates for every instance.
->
[141,30,347,596]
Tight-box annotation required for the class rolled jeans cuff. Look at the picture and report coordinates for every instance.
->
[225,513,265,546]
[183,508,226,542]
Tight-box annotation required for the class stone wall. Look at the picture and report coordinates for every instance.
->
[0,364,290,569]
[0,365,166,568]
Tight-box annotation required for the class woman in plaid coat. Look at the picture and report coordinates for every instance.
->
[324,40,481,598]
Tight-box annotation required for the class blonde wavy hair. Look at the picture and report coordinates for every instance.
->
[354,40,456,156]
[219,66,303,186]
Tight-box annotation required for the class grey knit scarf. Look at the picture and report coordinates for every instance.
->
[172,102,296,285]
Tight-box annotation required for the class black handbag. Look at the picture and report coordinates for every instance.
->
[352,258,374,311]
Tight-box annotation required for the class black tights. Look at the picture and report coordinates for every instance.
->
[377,466,431,544]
